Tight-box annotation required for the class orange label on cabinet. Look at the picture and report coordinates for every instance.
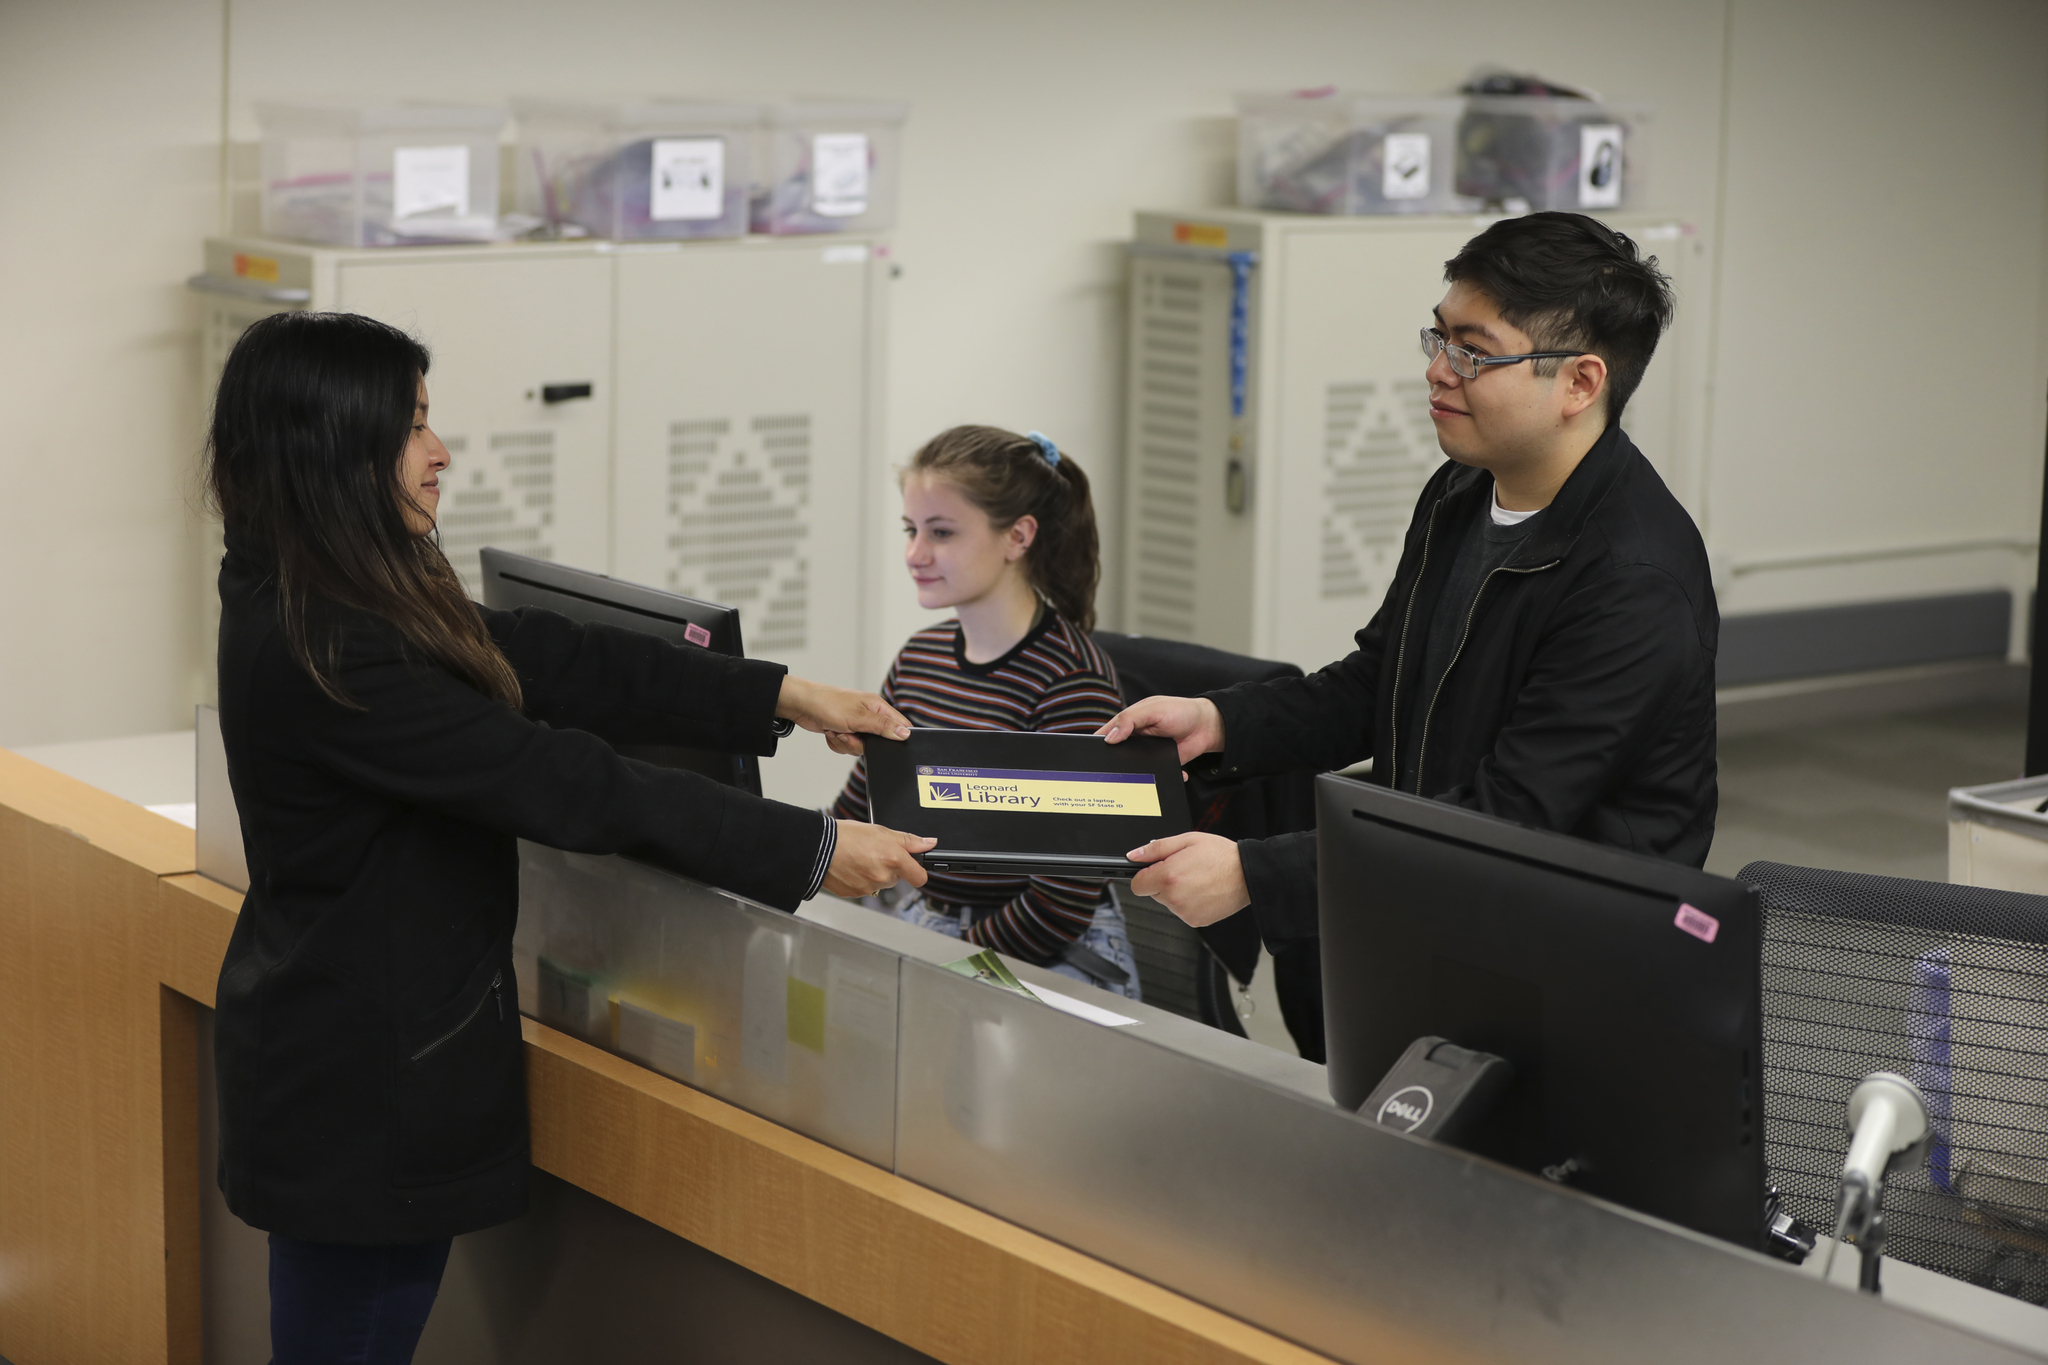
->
[233,253,280,283]
[1171,222,1230,249]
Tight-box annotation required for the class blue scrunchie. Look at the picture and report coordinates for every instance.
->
[1025,431,1061,468]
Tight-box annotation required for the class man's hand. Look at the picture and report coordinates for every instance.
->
[1126,831,1250,927]
[1096,695,1226,766]
[822,822,935,898]
[778,676,913,756]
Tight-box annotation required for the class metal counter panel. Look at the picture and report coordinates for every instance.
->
[891,957,2040,1365]
[516,843,901,1168]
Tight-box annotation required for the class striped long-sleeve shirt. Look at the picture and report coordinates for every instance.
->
[831,610,1125,963]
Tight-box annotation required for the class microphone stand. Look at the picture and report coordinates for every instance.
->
[1822,1073,1934,1297]
[1855,1199,1890,1295]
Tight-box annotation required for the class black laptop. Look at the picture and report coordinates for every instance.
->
[863,730,1192,878]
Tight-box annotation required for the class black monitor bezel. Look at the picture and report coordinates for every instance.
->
[1316,774,1764,1250]
[477,547,760,797]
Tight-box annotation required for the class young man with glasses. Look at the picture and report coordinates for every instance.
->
[1103,211,1715,949]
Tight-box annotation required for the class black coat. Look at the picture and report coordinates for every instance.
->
[213,540,823,1244]
[1208,423,1718,948]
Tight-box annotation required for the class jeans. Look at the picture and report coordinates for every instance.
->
[888,893,1143,1000]
[268,1233,452,1365]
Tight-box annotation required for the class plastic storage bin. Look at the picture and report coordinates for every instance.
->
[514,100,757,240]
[1235,92,1464,215]
[1454,96,1645,212]
[751,100,909,235]
[256,104,507,247]
[1950,777,2048,893]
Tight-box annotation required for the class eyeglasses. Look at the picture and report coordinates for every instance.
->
[1421,327,1587,381]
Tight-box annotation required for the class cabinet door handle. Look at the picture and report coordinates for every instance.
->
[541,383,594,404]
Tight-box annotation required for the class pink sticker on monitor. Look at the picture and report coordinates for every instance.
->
[684,622,712,648]
[1674,903,1719,943]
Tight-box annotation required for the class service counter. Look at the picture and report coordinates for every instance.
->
[1,744,2043,1364]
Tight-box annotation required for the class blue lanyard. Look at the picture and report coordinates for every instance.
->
[1226,251,1256,420]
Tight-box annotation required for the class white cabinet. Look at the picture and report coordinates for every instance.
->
[192,235,889,805]
[611,245,879,802]
[1122,209,1707,672]
[335,254,615,591]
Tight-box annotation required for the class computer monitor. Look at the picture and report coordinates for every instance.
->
[1317,774,1764,1249]
[478,547,762,796]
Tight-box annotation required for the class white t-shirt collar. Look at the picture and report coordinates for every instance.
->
[1491,484,1540,527]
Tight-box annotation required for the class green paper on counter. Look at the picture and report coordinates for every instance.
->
[942,949,1042,1002]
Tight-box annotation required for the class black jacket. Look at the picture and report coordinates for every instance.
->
[1208,424,1718,949]
[213,539,823,1244]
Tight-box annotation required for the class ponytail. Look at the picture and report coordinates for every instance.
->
[902,425,1101,632]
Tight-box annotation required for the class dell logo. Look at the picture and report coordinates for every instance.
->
[1376,1085,1434,1133]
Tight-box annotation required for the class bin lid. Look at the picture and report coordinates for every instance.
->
[255,103,509,135]
[1948,775,2048,839]
[511,98,761,131]
[765,99,911,127]
[1233,90,1465,117]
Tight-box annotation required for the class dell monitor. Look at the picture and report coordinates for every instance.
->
[478,547,762,796]
[1317,774,1764,1249]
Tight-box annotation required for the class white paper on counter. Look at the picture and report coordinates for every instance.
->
[1027,983,1139,1028]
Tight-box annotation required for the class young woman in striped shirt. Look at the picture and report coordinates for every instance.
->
[831,425,1140,998]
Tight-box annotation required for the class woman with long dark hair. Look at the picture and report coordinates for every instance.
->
[207,310,931,1362]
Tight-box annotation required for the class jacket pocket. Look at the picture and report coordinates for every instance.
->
[393,950,526,1188]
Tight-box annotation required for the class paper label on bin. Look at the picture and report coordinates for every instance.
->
[1382,133,1431,200]
[1578,125,1623,208]
[915,764,1159,817]
[651,138,725,221]
[683,622,711,648]
[811,133,870,217]
[392,145,470,219]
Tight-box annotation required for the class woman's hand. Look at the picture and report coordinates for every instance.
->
[1096,695,1226,766]
[777,676,914,756]
[822,822,935,898]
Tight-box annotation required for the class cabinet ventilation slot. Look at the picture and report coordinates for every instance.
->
[666,414,811,654]
[1321,379,1437,600]
[440,430,556,597]
[1130,267,1210,640]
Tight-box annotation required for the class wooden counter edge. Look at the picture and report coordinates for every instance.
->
[522,1018,1348,1365]
[161,873,242,1008]
[0,748,197,877]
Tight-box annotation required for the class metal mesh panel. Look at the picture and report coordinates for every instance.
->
[1746,860,2048,1304]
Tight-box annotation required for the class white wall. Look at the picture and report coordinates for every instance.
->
[0,0,220,746]
[1,0,2043,746]
[1707,0,2048,628]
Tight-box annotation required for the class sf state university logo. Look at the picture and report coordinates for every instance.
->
[1375,1084,1434,1133]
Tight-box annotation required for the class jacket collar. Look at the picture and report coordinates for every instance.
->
[1436,421,1629,565]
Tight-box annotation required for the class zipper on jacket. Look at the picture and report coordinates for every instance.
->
[1384,498,1442,788]
[412,969,502,1062]
[1411,559,1561,792]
